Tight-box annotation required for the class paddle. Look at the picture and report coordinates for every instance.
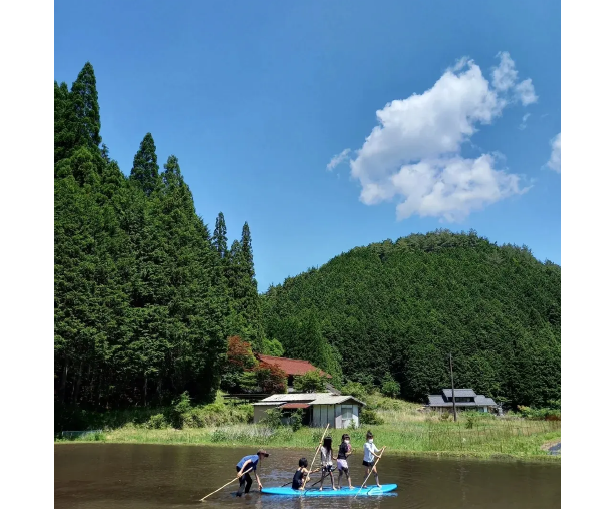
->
[300,424,330,493]
[310,467,337,487]
[354,446,386,499]
[199,467,253,501]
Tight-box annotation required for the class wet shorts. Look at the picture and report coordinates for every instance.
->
[322,464,334,473]
[362,460,375,468]
[337,459,349,472]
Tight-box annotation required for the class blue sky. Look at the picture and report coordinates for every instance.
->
[55,0,561,292]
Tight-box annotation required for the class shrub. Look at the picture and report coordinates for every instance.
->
[341,382,368,402]
[360,408,384,426]
[294,370,327,393]
[465,413,476,429]
[167,391,191,428]
[261,408,283,428]
[146,414,168,429]
[517,405,561,421]
[290,409,304,432]
[380,374,400,399]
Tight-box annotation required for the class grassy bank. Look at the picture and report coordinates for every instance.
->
[55,393,560,461]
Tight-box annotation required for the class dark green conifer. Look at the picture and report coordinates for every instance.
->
[130,133,159,196]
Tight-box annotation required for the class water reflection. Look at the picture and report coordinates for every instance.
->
[55,444,560,509]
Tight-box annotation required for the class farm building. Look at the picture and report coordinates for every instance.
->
[426,388,498,413]
[253,392,364,429]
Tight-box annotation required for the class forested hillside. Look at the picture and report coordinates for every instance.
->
[54,63,265,411]
[262,231,561,407]
[55,62,560,420]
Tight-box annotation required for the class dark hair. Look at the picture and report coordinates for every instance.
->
[341,434,350,442]
[366,431,373,439]
[323,436,333,453]
[299,457,308,468]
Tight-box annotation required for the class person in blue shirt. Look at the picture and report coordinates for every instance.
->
[235,449,269,496]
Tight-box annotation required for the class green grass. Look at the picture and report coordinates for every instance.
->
[55,391,561,461]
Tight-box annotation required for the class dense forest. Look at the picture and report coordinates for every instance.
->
[262,231,561,408]
[54,62,268,413]
[55,63,560,422]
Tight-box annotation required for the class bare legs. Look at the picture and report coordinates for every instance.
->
[338,469,353,489]
[319,470,337,491]
[363,465,380,488]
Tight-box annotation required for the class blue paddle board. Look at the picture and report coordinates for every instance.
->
[261,484,397,496]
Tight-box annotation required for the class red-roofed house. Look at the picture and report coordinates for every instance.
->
[256,354,333,392]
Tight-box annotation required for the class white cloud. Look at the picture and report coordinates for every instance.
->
[330,53,534,221]
[491,52,538,106]
[491,52,518,92]
[326,148,351,171]
[519,113,531,130]
[515,78,538,106]
[546,133,561,173]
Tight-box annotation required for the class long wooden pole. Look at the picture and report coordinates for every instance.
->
[354,446,386,498]
[449,353,457,422]
[301,424,330,492]
[199,467,253,501]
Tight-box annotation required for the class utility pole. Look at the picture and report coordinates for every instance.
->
[449,352,457,422]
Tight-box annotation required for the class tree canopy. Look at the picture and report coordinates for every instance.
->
[262,230,561,407]
[54,63,262,421]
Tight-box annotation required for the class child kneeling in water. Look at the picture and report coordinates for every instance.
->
[292,457,319,490]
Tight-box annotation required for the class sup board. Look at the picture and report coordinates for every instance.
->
[261,484,397,497]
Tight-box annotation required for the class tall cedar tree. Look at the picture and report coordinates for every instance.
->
[130,133,160,196]
[55,63,248,429]
[71,62,102,151]
[213,212,228,259]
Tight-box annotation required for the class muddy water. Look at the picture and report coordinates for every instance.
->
[55,444,560,509]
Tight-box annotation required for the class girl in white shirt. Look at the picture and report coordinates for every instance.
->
[362,431,382,487]
[319,436,337,491]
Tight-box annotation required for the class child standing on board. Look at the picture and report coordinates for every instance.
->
[319,436,337,491]
[337,433,354,489]
[362,431,382,488]
[235,449,269,496]
[291,457,320,490]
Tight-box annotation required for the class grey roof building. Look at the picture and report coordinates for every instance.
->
[253,392,365,429]
[426,388,497,412]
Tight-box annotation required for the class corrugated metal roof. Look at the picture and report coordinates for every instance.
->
[259,393,331,403]
[309,394,365,406]
[253,402,286,407]
[255,393,365,407]
[442,389,476,398]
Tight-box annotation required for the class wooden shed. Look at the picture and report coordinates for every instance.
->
[253,393,365,429]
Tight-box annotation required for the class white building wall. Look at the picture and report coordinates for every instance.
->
[253,405,280,424]
[312,405,336,428]
[352,404,359,428]
[335,404,342,429]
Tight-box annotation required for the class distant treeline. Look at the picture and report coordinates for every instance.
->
[262,230,561,408]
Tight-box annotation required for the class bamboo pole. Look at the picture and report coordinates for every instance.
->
[354,446,386,498]
[199,467,253,501]
[301,424,330,492]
